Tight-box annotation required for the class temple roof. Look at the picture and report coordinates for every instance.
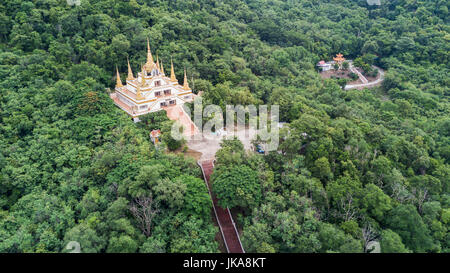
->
[333,53,345,63]
[114,39,192,100]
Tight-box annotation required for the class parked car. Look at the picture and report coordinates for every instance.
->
[256,144,265,154]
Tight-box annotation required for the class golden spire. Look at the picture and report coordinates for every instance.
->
[136,64,145,100]
[136,85,144,100]
[156,55,160,72]
[160,60,165,75]
[146,37,154,64]
[127,57,134,80]
[115,66,123,88]
[141,64,146,86]
[183,68,190,90]
[170,58,177,82]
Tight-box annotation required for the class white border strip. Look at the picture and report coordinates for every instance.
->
[227,207,245,253]
[198,160,230,253]
[211,159,245,253]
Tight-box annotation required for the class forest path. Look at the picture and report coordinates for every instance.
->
[345,64,385,90]
[198,160,245,253]
[350,63,369,84]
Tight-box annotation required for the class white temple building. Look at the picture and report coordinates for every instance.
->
[110,39,195,120]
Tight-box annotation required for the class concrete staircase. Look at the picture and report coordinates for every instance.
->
[198,160,245,253]
[165,105,199,137]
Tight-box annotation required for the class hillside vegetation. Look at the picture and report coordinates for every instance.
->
[0,0,448,253]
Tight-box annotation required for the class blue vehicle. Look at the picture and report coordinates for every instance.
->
[256,144,265,154]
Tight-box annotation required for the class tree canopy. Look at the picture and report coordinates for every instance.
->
[0,0,448,253]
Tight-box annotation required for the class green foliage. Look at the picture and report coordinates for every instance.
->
[161,120,184,151]
[385,204,435,253]
[342,61,350,71]
[106,235,138,253]
[312,157,333,182]
[212,165,261,209]
[139,236,166,253]
[168,216,219,253]
[361,184,392,222]
[138,111,169,132]
[63,224,104,253]
[0,0,448,254]
[380,229,410,253]
[177,175,212,219]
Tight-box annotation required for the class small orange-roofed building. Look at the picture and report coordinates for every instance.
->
[150,129,161,144]
[333,53,346,68]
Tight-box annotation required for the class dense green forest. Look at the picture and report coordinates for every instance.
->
[0,0,448,253]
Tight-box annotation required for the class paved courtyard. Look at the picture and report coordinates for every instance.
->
[186,125,258,161]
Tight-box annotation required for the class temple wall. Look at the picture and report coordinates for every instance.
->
[117,93,134,106]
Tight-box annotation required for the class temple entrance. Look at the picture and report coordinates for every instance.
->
[161,100,176,108]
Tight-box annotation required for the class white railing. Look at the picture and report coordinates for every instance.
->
[198,160,245,253]
[198,160,230,253]
[227,207,245,253]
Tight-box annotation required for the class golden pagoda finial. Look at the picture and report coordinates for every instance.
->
[135,64,145,100]
[170,58,177,82]
[141,64,146,86]
[183,68,190,90]
[115,66,123,88]
[160,60,165,75]
[146,37,154,64]
[127,57,134,80]
[156,55,161,71]
[136,85,144,100]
